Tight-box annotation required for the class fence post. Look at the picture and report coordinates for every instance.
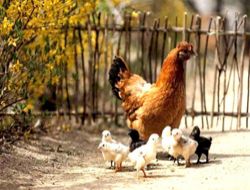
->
[73,29,79,123]
[211,16,221,128]
[182,12,188,128]
[237,15,247,129]
[77,27,86,125]
[203,17,213,129]
[140,12,146,78]
[161,16,168,65]
[64,24,71,120]
[87,14,94,124]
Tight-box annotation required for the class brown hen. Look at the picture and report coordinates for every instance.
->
[109,41,194,140]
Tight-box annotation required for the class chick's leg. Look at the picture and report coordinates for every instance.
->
[115,162,121,172]
[205,151,209,163]
[141,168,147,178]
[185,158,191,167]
[196,153,202,164]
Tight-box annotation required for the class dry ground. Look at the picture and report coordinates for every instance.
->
[1,125,250,190]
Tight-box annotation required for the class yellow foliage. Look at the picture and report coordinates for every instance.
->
[23,103,34,113]
[7,37,18,47]
[10,60,22,73]
[51,76,60,85]
[0,17,14,35]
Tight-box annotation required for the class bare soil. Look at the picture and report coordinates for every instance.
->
[1,125,250,190]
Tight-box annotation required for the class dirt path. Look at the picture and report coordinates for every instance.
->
[1,126,250,190]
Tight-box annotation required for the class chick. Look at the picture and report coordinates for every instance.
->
[98,141,129,172]
[161,126,176,161]
[170,128,198,167]
[128,133,160,178]
[190,126,212,163]
[161,126,173,152]
[128,129,147,152]
[101,130,117,168]
[102,130,117,143]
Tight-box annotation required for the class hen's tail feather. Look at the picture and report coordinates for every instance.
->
[109,56,129,100]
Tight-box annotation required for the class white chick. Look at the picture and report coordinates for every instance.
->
[102,130,117,143]
[98,141,129,172]
[101,130,117,168]
[161,126,173,153]
[128,133,160,178]
[170,128,198,167]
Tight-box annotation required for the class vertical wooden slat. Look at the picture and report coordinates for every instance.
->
[211,17,221,128]
[195,15,203,129]
[115,14,122,125]
[203,17,213,129]
[124,13,129,64]
[221,19,227,132]
[246,48,250,128]
[148,19,157,83]
[230,17,238,130]
[94,12,101,119]
[174,16,178,47]
[237,15,247,129]
[64,24,71,120]
[182,12,187,41]
[109,14,115,122]
[154,18,160,81]
[102,15,109,120]
[78,27,86,125]
[161,16,168,65]
[182,12,188,128]
[128,13,132,66]
[140,12,146,78]
[187,15,194,43]
[87,14,94,124]
[73,29,79,123]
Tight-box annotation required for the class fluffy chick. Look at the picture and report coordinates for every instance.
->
[190,126,212,163]
[161,126,177,161]
[128,129,147,152]
[98,141,129,172]
[102,130,117,143]
[128,134,160,178]
[170,128,198,167]
[101,130,117,168]
[161,126,173,152]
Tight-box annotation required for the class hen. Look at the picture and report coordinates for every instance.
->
[109,41,194,140]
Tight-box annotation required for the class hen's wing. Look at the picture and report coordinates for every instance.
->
[109,56,152,120]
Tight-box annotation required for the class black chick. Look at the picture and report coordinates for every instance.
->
[190,126,212,163]
[128,129,146,152]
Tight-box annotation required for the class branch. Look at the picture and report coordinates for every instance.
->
[0,97,26,112]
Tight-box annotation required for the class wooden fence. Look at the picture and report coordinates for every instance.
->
[6,12,250,131]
